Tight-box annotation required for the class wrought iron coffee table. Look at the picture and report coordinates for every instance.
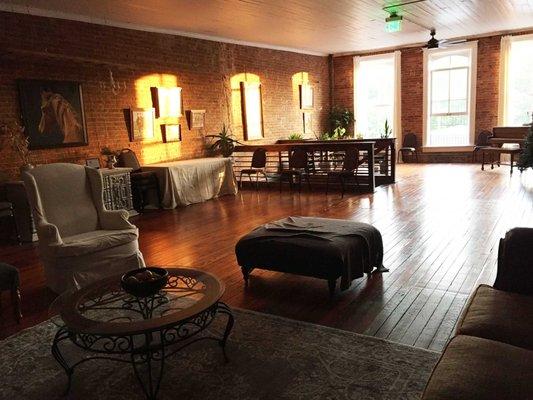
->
[50,267,234,400]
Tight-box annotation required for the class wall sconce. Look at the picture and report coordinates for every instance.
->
[150,87,183,118]
[99,69,126,96]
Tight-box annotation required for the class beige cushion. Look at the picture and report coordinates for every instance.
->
[58,229,138,257]
[456,284,533,350]
[423,335,533,400]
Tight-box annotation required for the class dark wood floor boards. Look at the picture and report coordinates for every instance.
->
[1,164,532,352]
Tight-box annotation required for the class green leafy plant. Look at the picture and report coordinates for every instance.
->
[288,132,303,140]
[381,119,392,138]
[206,124,242,157]
[329,106,355,139]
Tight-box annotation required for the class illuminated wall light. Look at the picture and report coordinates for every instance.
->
[385,12,403,33]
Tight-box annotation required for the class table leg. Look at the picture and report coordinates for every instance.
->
[131,332,165,400]
[51,326,74,395]
[510,153,514,175]
[216,302,234,362]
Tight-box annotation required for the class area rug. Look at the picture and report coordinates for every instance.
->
[0,309,439,400]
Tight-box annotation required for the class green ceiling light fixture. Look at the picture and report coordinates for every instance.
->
[385,12,403,32]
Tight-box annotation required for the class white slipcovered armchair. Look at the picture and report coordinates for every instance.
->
[23,163,145,293]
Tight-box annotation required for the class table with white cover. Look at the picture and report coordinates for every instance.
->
[143,157,237,208]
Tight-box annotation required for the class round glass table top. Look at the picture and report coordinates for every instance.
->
[50,267,224,336]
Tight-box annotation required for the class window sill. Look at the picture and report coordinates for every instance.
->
[422,146,473,153]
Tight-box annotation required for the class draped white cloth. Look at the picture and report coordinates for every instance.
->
[144,157,238,208]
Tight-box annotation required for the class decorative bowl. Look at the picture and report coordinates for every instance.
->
[121,267,168,298]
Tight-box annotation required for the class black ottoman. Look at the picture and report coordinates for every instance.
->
[235,216,387,295]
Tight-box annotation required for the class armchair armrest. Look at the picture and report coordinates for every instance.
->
[36,222,63,246]
[98,209,135,230]
[494,227,533,295]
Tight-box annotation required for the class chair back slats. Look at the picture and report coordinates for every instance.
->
[476,130,492,146]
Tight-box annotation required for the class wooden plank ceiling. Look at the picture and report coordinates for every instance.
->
[1,0,533,54]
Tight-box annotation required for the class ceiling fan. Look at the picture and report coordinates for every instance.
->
[424,28,466,49]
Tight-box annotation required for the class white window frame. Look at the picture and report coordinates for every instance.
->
[422,41,477,151]
[353,51,401,143]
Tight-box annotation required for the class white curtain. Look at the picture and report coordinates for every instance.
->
[498,36,512,126]
[393,51,402,147]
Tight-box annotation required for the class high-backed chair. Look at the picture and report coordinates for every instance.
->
[326,148,360,197]
[398,133,419,162]
[472,130,493,162]
[239,148,268,189]
[23,163,145,293]
[117,149,161,211]
[279,148,311,192]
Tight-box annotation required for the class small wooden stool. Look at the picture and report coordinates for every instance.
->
[481,147,522,175]
[0,262,22,323]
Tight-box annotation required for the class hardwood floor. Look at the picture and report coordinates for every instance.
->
[1,163,532,351]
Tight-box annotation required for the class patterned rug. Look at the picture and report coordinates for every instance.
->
[0,309,438,400]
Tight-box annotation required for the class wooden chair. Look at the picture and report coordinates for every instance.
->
[280,148,311,192]
[398,133,419,162]
[118,149,161,211]
[0,262,22,323]
[472,130,493,162]
[326,148,360,197]
[239,148,268,189]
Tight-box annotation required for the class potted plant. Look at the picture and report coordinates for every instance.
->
[206,125,242,157]
[381,119,392,138]
[101,146,120,169]
[288,133,303,140]
[1,122,32,173]
[329,106,355,140]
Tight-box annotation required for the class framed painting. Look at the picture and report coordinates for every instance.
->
[17,79,88,149]
[161,124,181,143]
[150,87,182,118]
[85,157,101,169]
[187,109,206,129]
[130,108,155,142]
[299,83,314,110]
[240,81,264,141]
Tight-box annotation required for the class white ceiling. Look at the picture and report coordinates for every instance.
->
[1,0,533,55]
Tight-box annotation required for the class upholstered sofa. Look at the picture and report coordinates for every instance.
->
[23,163,145,293]
[422,227,533,399]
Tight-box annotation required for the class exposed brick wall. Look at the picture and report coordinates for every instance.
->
[333,30,532,163]
[0,12,329,180]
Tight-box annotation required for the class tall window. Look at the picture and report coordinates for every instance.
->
[424,43,477,147]
[354,52,400,139]
[500,35,533,126]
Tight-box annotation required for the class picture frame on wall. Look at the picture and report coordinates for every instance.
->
[299,83,314,110]
[240,81,264,141]
[303,112,313,136]
[17,79,88,149]
[161,124,181,143]
[186,109,206,129]
[85,158,101,169]
[130,107,155,142]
